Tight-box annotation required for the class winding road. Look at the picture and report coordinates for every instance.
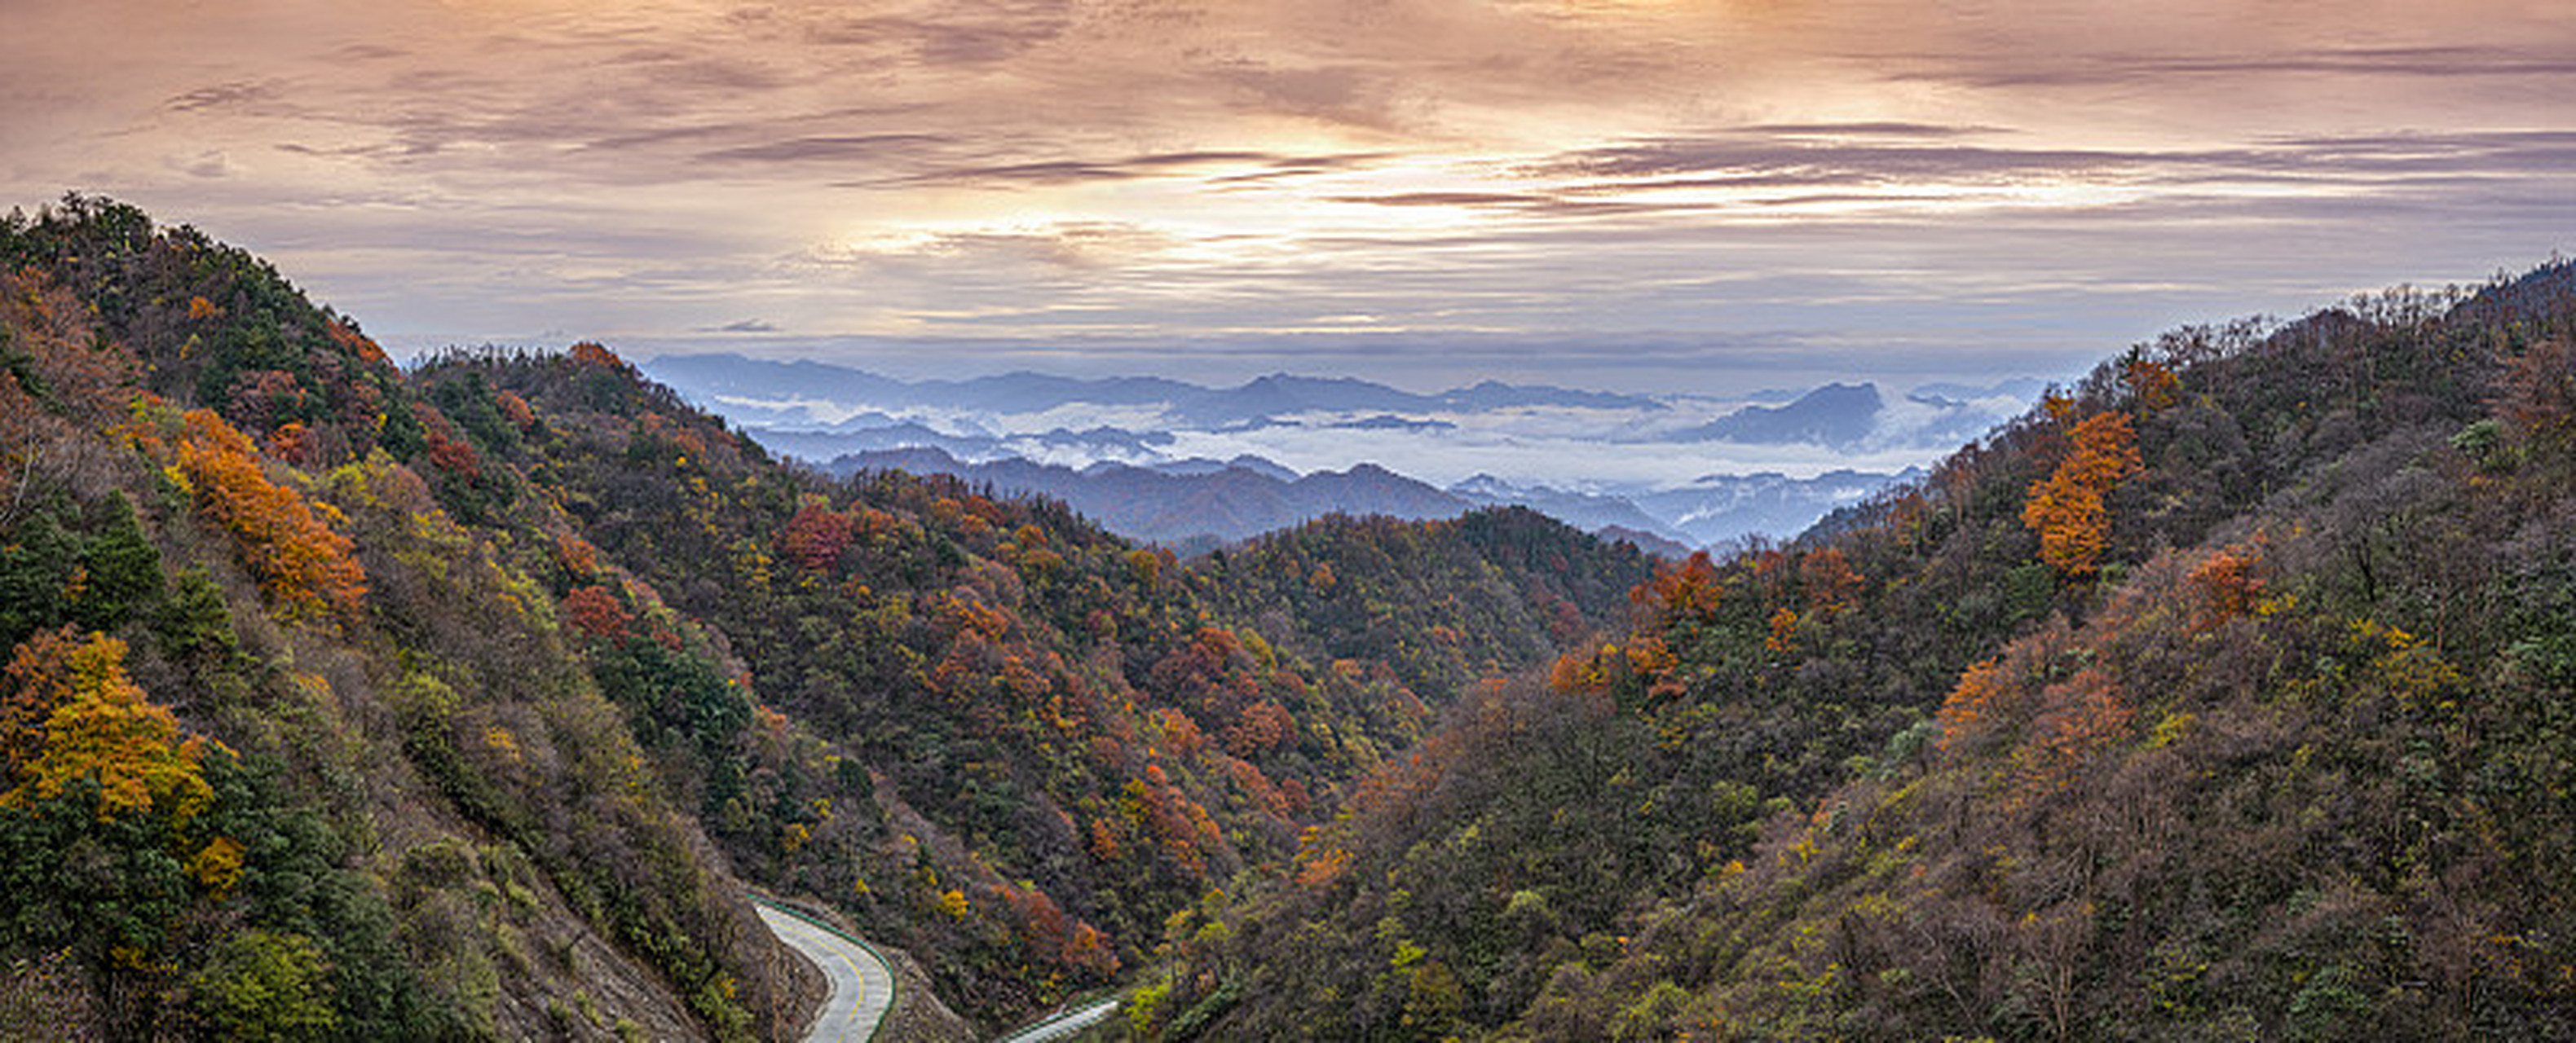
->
[992,998,1121,1043]
[759,901,895,1041]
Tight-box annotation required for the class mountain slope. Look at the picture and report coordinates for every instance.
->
[0,196,1665,1036]
[1679,381,1884,447]
[0,196,810,1039]
[421,349,1653,1026]
[1133,266,2576,1040]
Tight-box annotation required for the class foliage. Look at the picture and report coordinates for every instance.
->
[1140,261,2576,1040]
[169,408,367,620]
[187,930,339,1041]
[2,630,216,822]
[0,197,792,1040]
[2022,409,2143,577]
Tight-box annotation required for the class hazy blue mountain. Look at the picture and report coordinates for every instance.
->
[644,354,1670,426]
[1147,455,1301,482]
[1170,373,1436,425]
[1678,382,1884,447]
[1448,475,1693,546]
[827,448,1473,544]
[1593,525,1695,560]
[747,422,998,462]
[642,354,915,405]
[648,353,2031,550]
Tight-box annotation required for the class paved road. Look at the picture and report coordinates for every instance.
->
[759,903,895,1041]
[993,998,1120,1043]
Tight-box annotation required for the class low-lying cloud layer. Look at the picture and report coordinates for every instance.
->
[5,0,2570,392]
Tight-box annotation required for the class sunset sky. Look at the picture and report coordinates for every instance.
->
[7,0,2573,392]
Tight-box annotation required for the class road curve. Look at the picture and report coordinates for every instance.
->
[758,902,895,1041]
[994,998,1121,1043]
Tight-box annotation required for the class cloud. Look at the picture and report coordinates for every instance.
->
[1882,44,2576,90]
[877,149,1388,187]
[165,150,235,179]
[2,0,2568,397]
[165,79,281,112]
[804,2,1078,65]
[1742,122,2003,139]
[698,134,955,165]
[801,221,1178,275]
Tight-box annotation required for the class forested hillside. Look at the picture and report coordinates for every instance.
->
[0,196,1645,1036]
[0,196,805,1039]
[9,194,2569,1041]
[412,341,1644,1021]
[1131,266,2576,1039]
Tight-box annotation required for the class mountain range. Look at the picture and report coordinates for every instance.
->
[642,354,1668,425]
[642,354,2031,548]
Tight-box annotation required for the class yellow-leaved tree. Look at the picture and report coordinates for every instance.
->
[2,628,216,823]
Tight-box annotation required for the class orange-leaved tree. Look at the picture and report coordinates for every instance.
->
[2022,411,2143,577]
[174,409,367,619]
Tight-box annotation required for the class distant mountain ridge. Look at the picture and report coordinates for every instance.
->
[647,353,2038,551]
[829,447,1479,546]
[1678,381,1883,447]
[822,445,1915,553]
[643,354,1668,424]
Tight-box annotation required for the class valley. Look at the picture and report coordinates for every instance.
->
[7,0,2573,1035]
[2,200,2571,1041]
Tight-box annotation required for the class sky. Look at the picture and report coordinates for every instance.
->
[6,0,2574,394]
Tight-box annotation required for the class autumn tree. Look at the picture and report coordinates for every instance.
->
[567,341,624,368]
[174,409,367,619]
[1,629,217,822]
[2501,338,2576,464]
[2186,545,2265,628]
[224,369,308,431]
[779,501,855,572]
[561,585,632,641]
[1935,655,2015,753]
[2122,356,2180,412]
[2022,411,2143,577]
[0,629,236,1036]
[1798,547,1862,614]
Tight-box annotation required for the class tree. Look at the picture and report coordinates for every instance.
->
[174,410,366,619]
[779,502,855,572]
[155,566,240,667]
[0,629,232,1037]
[2502,339,2576,464]
[2,630,216,823]
[561,585,631,641]
[187,930,339,1041]
[2022,411,2142,577]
